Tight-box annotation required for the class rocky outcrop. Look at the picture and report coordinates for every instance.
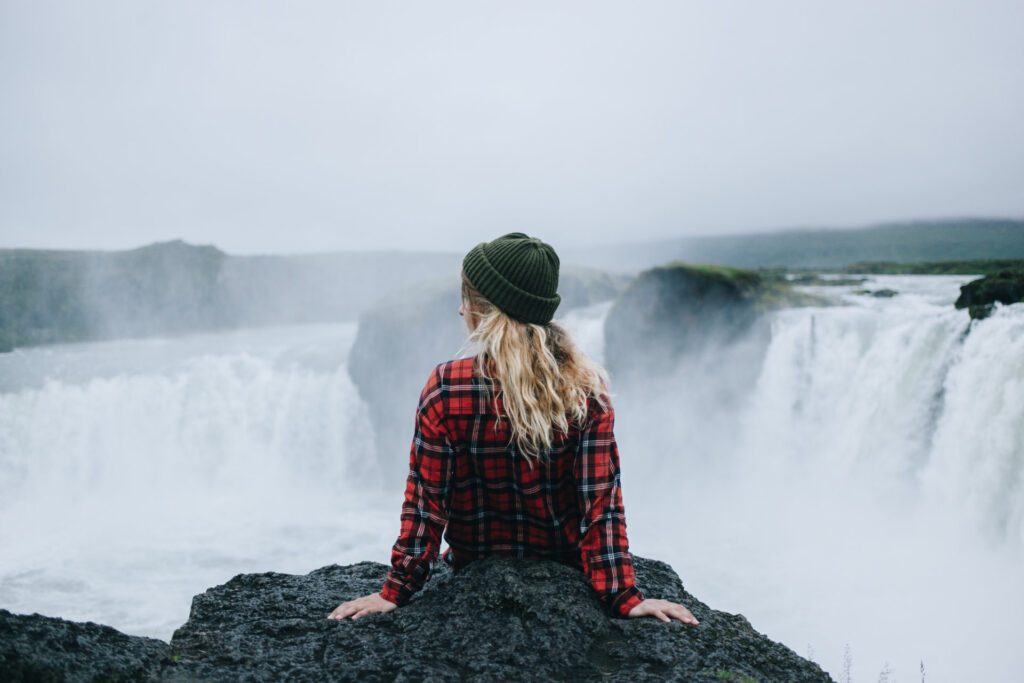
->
[854,288,898,298]
[604,264,765,388]
[347,266,630,484]
[0,554,831,682]
[0,608,171,682]
[955,270,1024,319]
[601,262,832,403]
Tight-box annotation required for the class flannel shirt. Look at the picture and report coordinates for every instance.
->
[379,356,646,618]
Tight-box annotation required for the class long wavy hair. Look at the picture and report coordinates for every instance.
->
[457,271,612,467]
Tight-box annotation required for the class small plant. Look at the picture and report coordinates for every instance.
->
[877,661,892,683]
[841,643,852,683]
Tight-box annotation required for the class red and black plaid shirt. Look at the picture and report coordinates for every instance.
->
[379,356,646,617]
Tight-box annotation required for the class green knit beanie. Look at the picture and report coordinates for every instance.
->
[462,232,561,324]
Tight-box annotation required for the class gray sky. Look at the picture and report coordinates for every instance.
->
[2,0,1022,255]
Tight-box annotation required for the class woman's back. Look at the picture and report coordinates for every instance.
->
[380,356,646,618]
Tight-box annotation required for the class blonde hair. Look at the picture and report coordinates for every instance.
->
[458,271,611,467]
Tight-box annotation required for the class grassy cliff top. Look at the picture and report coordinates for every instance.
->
[642,260,828,310]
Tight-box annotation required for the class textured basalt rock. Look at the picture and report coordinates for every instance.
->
[955,270,1024,320]
[0,608,172,682]
[1,554,831,682]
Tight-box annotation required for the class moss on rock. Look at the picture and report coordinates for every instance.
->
[604,262,823,386]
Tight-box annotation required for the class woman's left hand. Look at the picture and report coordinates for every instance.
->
[326,592,398,620]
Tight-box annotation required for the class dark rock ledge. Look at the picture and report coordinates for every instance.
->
[955,270,1024,320]
[1,555,832,682]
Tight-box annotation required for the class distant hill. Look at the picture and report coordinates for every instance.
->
[561,217,1024,272]
[3,217,1023,351]
[0,240,463,351]
[0,240,612,352]
[0,240,231,351]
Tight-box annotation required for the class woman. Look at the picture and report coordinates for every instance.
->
[328,232,698,625]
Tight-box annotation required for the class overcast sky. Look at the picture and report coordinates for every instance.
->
[1,1,1022,255]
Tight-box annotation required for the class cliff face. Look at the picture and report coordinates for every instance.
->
[0,241,464,352]
[0,554,831,682]
[602,262,826,394]
[0,240,232,352]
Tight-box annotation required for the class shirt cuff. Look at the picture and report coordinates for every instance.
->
[379,575,408,606]
[610,585,646,618]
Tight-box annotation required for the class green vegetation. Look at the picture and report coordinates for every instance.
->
[758,258,1024,278]
[567,218,1024,271]
[652,262,832,311]
[774,273,867,286]
[839,259,1024,275]
[657,261,764,295]
[5,228,1022,353]
[757,281,831,310]
[715,670,758,683]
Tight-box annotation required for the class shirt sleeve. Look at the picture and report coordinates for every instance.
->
[574,397,646,617]
[379,365,455,606]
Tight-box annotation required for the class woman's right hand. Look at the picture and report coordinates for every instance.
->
[627,598,699,625]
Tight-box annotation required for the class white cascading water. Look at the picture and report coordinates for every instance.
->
[0,323,395,637]
[0,275,1021,681]
[616,275,1024,683]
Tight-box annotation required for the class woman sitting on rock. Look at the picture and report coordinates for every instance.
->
[327,232,698,625]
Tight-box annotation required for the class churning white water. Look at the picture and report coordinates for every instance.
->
[0,324,392,638]
[1,276,1022,681]
[619,275,1024,683]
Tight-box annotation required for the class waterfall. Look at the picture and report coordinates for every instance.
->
[0,279,1020,681]
[0,324,379,513]
[924,307,1024,545]
[0,323,388,638]
[607,274,1023,682]
[733,277,1023,545]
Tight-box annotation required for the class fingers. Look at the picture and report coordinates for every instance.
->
[326,595,390,621]
[638,600,700,626]
[327,599,363,620]
[667,605,699,626]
